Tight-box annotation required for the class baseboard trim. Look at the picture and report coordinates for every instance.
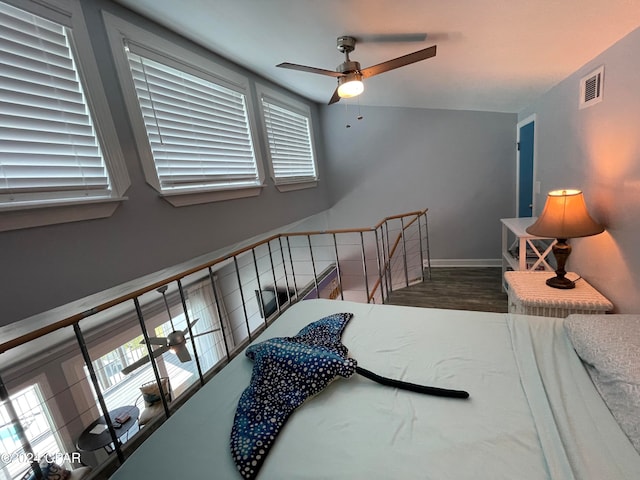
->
[429,259,502,268]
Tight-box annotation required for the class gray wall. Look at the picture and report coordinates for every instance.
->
[1,1,520,328]
[0,0,331,326]
[519,26,640,313]
[320,105,517,263]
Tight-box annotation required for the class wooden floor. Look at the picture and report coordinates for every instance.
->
[386,267,508,313]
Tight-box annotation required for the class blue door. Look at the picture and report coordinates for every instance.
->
[518,121,535,217]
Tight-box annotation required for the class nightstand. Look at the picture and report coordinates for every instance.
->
[504,271,613,317]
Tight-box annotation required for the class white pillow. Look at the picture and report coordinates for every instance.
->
[564,314,640,452]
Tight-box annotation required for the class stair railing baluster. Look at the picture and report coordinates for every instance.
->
[374,227,384,303]
[177,279,204,385]
[208,268,231,361]
[423,211,432,280]
[278,237,293,302]
[360,231,371,303]
[285,236,298,298]
[73,322,126,464]
[307,235,319,298]
[251,248,267,327]
[266,241,281,315]
[332,233,344,300]
[383,221,392,294]
[133,297,171,420]
[400,217,409,287]
[233,256,252,342]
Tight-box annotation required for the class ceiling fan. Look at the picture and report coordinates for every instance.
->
[277,35,437,105]
[121,285,220,375]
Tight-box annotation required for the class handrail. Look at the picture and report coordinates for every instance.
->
[281,208,427,236]
[367,212,424,302]
[0,209,428,355]
[0,208,430,480]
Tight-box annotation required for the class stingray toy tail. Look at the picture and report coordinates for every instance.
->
[355,366,469,399]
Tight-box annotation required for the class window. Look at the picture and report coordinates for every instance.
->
[0,0,129,231]
[257,84,318,191]
[125,51,259,194]
[103,12,264,206]
[0,384,64,480]
[85,281,230,413]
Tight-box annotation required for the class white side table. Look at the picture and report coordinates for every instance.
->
[500,217,556,290]
[504,271,613,317]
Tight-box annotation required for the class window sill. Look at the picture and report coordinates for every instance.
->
[274,180,318,193]
[0,197,128,232]
[160,185,264,207]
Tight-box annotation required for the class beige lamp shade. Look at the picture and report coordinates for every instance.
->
[526,189,604,239]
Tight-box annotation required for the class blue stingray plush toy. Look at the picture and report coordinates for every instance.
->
[230,313,468,479]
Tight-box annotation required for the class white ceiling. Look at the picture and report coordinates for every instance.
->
[113,0,640,113]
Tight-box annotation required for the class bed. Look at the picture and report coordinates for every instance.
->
[110,299,640,479]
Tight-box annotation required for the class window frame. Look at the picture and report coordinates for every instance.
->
[103,12,265,207]
[256,83,319,192]
[1,379,66,479]
[0,0,130,232]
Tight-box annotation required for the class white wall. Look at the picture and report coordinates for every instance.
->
[519,26,640,313]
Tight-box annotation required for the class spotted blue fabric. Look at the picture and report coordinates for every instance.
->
[230,313,356,479]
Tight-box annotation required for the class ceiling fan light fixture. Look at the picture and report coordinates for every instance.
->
[337,73,364,98]
[278,36,436,105]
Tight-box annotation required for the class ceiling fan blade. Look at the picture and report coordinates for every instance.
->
[328,87,341,105]
[143,336,168,346]
[361,45,437,78]
[181,318,199,335]
[353,33,427,43]
[121,346,169,375]
[121,358,148,375]
[277,62,343,78]
[173,344,192,363]
[188,328,221,340]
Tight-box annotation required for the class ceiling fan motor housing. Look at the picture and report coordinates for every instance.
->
[167,330,186,346]
[337,60,361,74]
[336,35,356,53]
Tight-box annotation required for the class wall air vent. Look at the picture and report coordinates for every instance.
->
[579,66,604,109]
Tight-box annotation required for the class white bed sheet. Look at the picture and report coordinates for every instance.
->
[111,300,640,479]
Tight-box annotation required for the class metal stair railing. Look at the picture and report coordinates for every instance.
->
[0,208,429,480]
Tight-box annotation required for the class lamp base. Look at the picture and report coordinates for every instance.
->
[546,275,575,289]
[546,238,575,289]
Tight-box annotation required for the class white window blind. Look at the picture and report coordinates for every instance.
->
[261,98,317,183]
[124,48,259,191]
[0,1,110,204]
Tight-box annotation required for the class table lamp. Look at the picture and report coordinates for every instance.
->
[526,189,604,289]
